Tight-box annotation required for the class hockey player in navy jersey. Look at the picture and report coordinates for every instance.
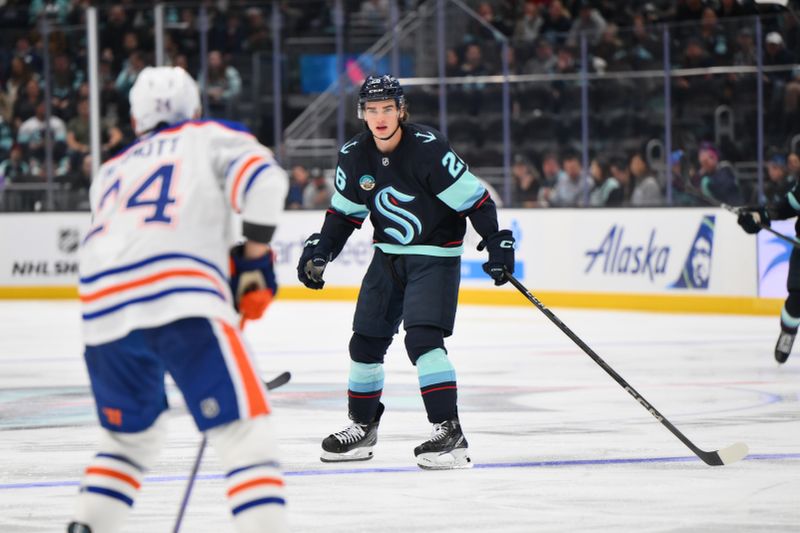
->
[738,180,800,364]
[68,67,288,532]
[297,75,515,469]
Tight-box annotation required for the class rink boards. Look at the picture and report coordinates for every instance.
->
[0,208,789,314]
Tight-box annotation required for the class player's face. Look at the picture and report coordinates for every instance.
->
[363,100,400,137]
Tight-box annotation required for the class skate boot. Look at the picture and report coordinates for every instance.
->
[321,403,384,462]
[67,523,92,533]
[414,418,472,470]
[775,330,795,364]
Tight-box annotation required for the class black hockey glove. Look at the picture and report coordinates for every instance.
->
[477,229,515,286]
[297,233,328,290]
[737,206,770,235]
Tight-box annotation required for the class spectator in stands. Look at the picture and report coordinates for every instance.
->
[592,23,626,71]
[460,43,489,115]
[66,98,123,168]
[58,152,92,210]
[17,101,69,178]
[511,154,542,207]
[244,7,270,51]
[445,48,463,77]
[588,156,622,206]
[303,167,334,209]
[12,36,42,75]
[522,38,557,75]
[4,57,36,119]
[567,0,607,48]
[698,7,729,62]
[203,51,242,118]
[732,27,756,67]
[466,2,512,43]
[102,5,134,73]
[0,144,30,188]
[0,115,13,162]
[213,11,245,55]
[541,151,590,207]
[175,8,200,57]
[764,153,793,205]
[286,164,310,209]
[537,151,564,204]
[115,50,146,118]
[717,0,751,19]
[51,53,83,121]
[12,78,43,129]
[783,66,800,126]
[694,141,742,205]
[629,153,663,206]
[512,1,544,51]
[542,0,572,46]
[629,11,659,70]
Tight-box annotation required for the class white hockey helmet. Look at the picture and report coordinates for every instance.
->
[129,66,201,135]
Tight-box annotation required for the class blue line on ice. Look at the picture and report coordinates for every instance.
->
[3,453,799,490]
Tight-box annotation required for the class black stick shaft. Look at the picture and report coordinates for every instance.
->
[505,274,725,466]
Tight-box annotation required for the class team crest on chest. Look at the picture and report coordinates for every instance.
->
[382,157,390,167]
[359,174,376,191]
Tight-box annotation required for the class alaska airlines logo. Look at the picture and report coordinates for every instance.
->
[414,131,436,143]
[584,226,670,281]
[671,215,716,289]
[340,140,359,154]
[375,186,422,244]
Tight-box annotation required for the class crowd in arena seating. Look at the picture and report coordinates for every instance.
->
[0,0,798,211]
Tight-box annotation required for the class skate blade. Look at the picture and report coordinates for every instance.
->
[416,449,472,470]
[320,446,374,463]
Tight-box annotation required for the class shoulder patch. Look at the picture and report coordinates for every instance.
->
[341,140,359,154]
[413,130,436,144]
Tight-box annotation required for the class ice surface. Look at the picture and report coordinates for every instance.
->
[0,300,798,532]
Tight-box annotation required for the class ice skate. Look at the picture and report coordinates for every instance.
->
[414,418,472,470]
[67,523,92,533]
[775,330,795,364]
[321,403,384,462]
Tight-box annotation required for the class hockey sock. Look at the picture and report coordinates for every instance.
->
[781,295,800,333]
[72,414,167,532]
[347,361,384,423]
[207,416,287,533]
[416,348,457,423]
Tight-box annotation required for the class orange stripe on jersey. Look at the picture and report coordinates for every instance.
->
[219,320,270,417]
[227,477,284,498]
[230,155,263,212]
[85,467,141,490]
[80,269,226,303]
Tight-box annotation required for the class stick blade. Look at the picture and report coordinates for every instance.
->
[716,442,749,465]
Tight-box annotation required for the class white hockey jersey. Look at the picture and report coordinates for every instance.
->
[79,119,288,346]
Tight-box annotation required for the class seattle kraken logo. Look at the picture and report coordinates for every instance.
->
[375,186,422,244]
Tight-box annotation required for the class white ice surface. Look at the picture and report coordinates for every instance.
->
[0,300,798,532]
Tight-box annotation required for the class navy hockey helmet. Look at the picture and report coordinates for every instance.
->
[357,75,406,120]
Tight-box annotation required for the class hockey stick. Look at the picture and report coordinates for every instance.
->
[171,371,291,533]
[681,179,800,248]
[505,273,749,466]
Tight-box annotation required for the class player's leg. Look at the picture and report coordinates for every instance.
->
[320,333,391,462]
[161,317,286,533]
[777,248,800,363]
[69,331,169,533]
[403,255,471,469]
[321,249,403,462]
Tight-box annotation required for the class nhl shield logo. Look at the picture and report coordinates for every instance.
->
[382,157,390,167]
[359,174,376,191]
[58,228,80,254]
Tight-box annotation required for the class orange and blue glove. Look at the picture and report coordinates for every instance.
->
[229,244,278,322]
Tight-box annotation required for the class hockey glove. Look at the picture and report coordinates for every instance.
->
[477,229,515,286]
[737,206,770,234]
[297,233,328,290]
[229,244,278,321]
